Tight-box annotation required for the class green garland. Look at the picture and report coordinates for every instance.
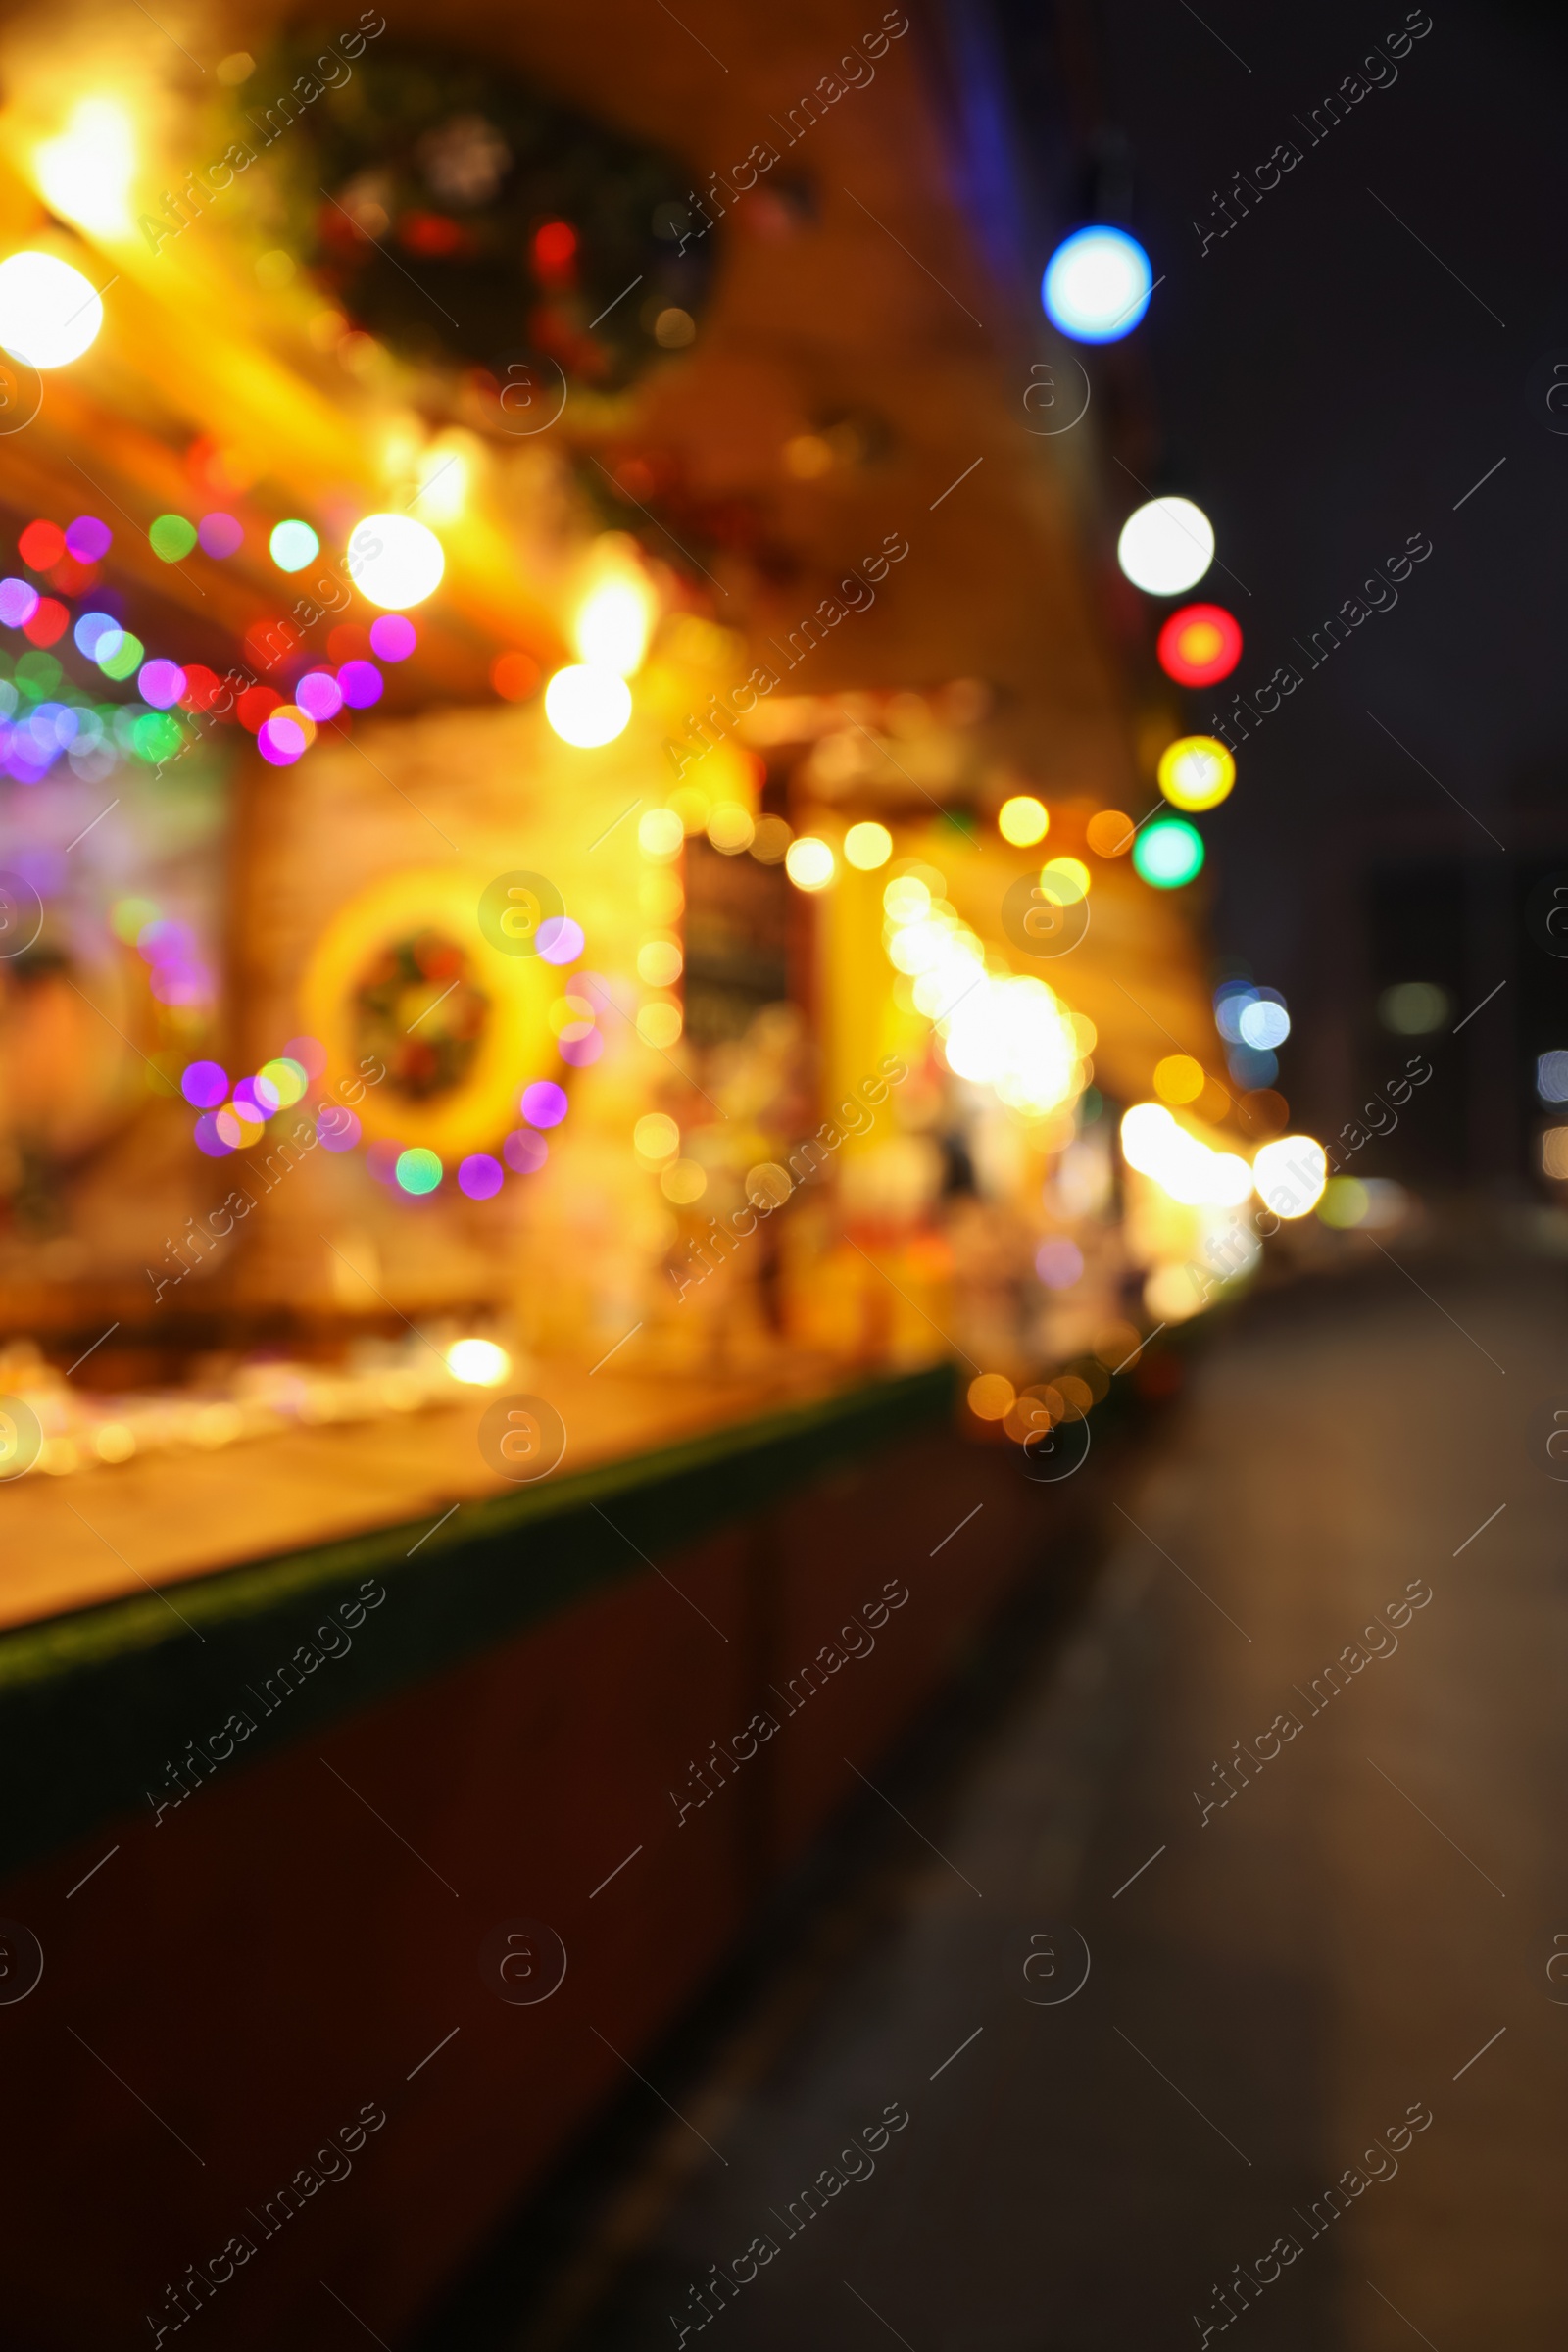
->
[236,34,711,385]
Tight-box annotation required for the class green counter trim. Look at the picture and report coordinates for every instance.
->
[0,1362,956,1881]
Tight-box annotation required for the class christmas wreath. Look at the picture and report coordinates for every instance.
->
[238,34,711,387]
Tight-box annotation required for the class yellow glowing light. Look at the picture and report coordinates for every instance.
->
[637,938,684,988]
[661,1158,708,1203]
[345,514,445,609]
[414,436,473,523]
[708,804,755,854]
[1120,1102,1254,1208]
[1153,1054,1206,1105]
[215,1102,265,1151]
[637,1000,683,1047]
[943,972,1079,1116]
[1252,1135,1327,1218]
[446,1337,512,1386]
[1157,735,1235,811]
[785,836,835,891]
[968,1373,1016,1421]
[845,821,893,870]
[1040,857,1091,906]
[35,99,136,238]
[574,563,655,675]
[544,663,632,748]
[0,251,103,368]
[999,795,1050,847]
[883,875,930,922]
[1143,1263,1210,1324]
[634,1113,680,1165]
[639,808,684,860]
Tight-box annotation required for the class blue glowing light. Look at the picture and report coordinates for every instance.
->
[1041,226,1153,344]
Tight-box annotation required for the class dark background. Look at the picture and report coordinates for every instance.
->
[988,0,1568,1193]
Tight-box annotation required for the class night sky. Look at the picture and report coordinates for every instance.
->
[1083,0,1568,1160]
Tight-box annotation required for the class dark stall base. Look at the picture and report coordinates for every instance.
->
[0,1364,1134,2350]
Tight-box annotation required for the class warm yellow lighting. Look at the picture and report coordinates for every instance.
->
[883,875,930,922]
[1121,1103,1254,1208]
[637,938,684,988]
[968,1373,1016,1422]
[845,820,893,870]
[639,808,684,860]
[943,972,1079,1116]
[637,1000,683,1047]
[1153,1054,1205,1105]
[414,436,473,523]
[35,100,136,238]
[575,576,654,676]
[999,795,1050,847]
[661,1158,708,1203]
[345,514,445,609]
[1143,1263,1209,1324]
[708,804,755,854]
[544,663,632,748]
[1252,1135,1327,1218]
[446,1338,512,1386]
[1040,856,1091,906]
[634,1113,680,1165]
[0,252,103,368]
[785,836,836,891]
[1158,735,1235,811]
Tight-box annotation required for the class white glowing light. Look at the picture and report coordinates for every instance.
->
[544,663,633,748]
[415,439,470,523]
[35,100,136,238]
[0,251,103,368]
[345,513,445,609]
[1238,997,1290,1050]
[1120,1102,1261,1209]
[575,576,654,676]
[1041,225,1152,343]
[785,837,836,891]
[1116,497,1215,597]
[446,1337,512,1386]
[1252,1134,1328,1219]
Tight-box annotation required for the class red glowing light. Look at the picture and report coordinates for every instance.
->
[236,684,282,733]
[491,650,541,702]
[532,220,578,283]
[1157,603,1243,688]
[180,664,223,712]
[23,597,69,647]
[400,212,466,258]
[48,555,96,596]
[18,519,64,572]
[327,622,371,665]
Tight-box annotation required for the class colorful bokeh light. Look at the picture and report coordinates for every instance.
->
[1133,816,1205,889]
[520,1080,568,1129]
[395,1147,443,1194]
[1157,735,1236,812]
[1041,225,1153,343]
[1157,603,1243,687]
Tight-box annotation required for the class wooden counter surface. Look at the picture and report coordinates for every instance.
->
[0,1354,855,1634]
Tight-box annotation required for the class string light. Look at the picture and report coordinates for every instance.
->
[1157,735,1235,811]
[1117,498,1214,597]
[1041,226,1153,342]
